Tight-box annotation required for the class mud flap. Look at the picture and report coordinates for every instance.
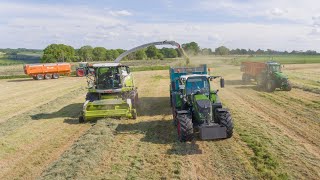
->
[199,124,227,140]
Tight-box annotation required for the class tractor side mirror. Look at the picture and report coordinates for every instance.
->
[220,78,225,88]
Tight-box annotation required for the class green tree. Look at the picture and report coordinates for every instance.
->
[135,49,147,60]
[92,47,107,61]
[42,44,75,63]
[182,42,200,55]
[160,48,178,58]
[106,49,120,61]
[215,46,229,55]
[78,45,93,61]
[145,45,159,59]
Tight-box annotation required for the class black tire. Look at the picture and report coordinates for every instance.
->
[216,110,233,138]
[52,73,60,79]
[32,76,37,80]
[36,74,44,80]
[44,74,52,80]
[266,80,276,92]
[79,116,85,123]
[85,93,99,102]
[242,74,249,84]
[172,108,177,126]
[131,109,137,119]
[284,82,292,91]
[176,113,193,142]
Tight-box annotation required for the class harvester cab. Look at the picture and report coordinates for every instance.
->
[79,63,138,123]
[170,65,233,142]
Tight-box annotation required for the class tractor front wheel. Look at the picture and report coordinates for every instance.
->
[176,113,193,142]
[216,110,233,138]
[284,82,292,91]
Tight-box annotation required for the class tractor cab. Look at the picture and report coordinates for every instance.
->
[266,62,281,73]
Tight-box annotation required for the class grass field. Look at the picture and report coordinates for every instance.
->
[0,57,319,179]
[224,55,320,65]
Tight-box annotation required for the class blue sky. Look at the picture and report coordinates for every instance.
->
[0,0,320,51]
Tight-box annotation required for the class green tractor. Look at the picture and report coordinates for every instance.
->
[170,65,233,141]
[241,61,292,92]
[79,63,138,123]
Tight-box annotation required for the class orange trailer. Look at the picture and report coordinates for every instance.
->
[24,63,71,80]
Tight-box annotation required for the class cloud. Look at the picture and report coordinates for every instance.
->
[109,10,132,17]
[268,8,288,17]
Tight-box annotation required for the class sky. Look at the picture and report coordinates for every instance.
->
[0,0,320,51]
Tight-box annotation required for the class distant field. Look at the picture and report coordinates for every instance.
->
[225,55,320,65]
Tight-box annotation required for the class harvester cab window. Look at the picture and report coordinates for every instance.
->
[97,67,120,89]
[186,77,209,95]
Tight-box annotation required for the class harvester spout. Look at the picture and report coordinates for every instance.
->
[114,40,190,65]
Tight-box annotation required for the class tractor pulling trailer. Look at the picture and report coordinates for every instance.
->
[241,61,292,92]
[24,63,71,80]
[170,65,233,141]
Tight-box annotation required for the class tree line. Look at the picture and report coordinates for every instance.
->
[40,44,184,63]
[1,42,319,63]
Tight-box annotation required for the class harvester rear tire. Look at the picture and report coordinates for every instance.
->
[177,114,193,142]
[266,80,276,92]
[79,116,85,123]
[52,74,60,79]
[216,110,233,138]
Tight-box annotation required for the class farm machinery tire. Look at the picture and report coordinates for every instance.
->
[266,80,276,92]
[79,116,85,123]
[176,113,193,142]
[52,73,60,79]
[44,74,52,80]
[86,93,99,102]
[284,82,292,91]
[216,110,233,138]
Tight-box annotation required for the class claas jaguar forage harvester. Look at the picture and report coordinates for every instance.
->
[170,65,233,141]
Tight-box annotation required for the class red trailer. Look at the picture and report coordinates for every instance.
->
[24,63,71,80]
[240,62,266,82]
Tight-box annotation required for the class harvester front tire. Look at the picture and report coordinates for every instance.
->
[86,93,99,102]
[216,110,233,138]
[79,116,85,123]
[177,114,193,142]
[266,80,276,92]
[52,74,60,79]
[131,109,137,119]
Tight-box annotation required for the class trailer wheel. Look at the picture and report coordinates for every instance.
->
[266,80,276,92]
[216,110,233,138]
[36,74,44,80]
[52,74,60,79]
[242,74,250,84]
[176,113,193,142]
[44,74,52,80]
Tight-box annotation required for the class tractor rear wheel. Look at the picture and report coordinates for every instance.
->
[266,80,276,92]
[216,110,233,138]
[176,113,193,142]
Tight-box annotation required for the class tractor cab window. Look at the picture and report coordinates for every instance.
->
[269,65,281,72]
[97,67,120,89]
[186,77,209,95]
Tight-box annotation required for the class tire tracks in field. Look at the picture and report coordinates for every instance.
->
[221,85,320,179]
